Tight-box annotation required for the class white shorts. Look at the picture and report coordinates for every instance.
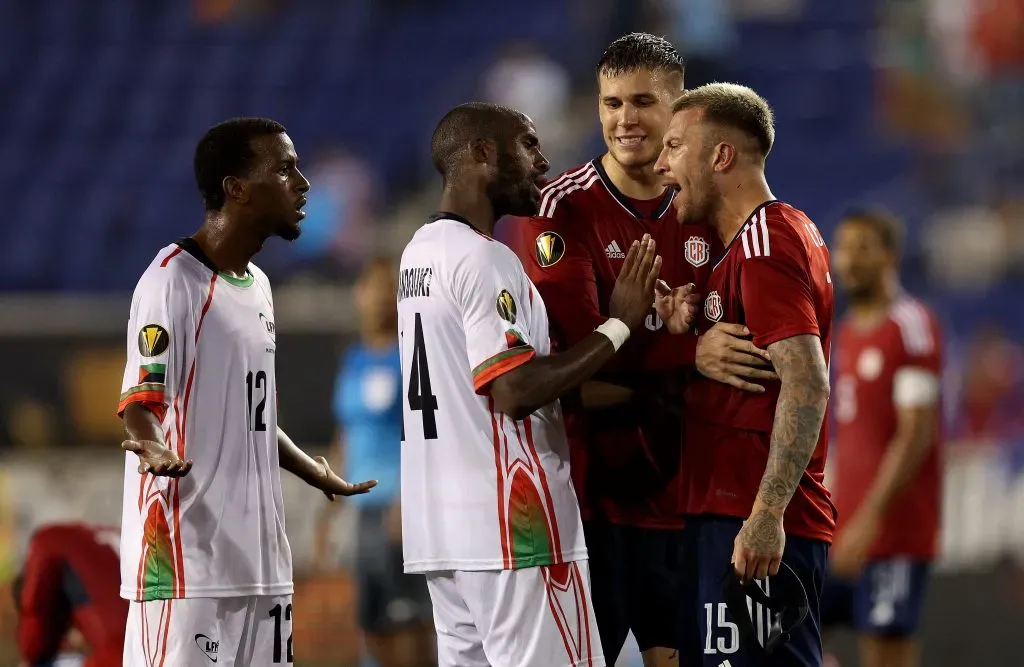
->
[123,595,293,667]
[426,560,605,667]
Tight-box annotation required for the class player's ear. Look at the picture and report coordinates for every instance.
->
[470,138,495,166]
[222,175,248,204]
[712,141,736,173]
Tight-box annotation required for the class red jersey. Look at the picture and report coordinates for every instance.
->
[833,296,944,559]
[17,523,127,667]
[684,201,836,542]
[506,159,719,528]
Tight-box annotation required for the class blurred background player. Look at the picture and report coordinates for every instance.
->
[507,33,776,667]
[399,102,689,667]
[655,83,835,667]
[821,210,944,667]
[318,256,435,667]
[13,522,126,667]
[118,117,377,666]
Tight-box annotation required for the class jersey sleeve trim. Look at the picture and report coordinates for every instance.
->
[756,325,821,350]
[472,346,536,393]
[117,383,167,416]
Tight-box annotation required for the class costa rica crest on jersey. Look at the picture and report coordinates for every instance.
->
[495,289,517,324]
[704,291,723,322]
[684,235,711,267]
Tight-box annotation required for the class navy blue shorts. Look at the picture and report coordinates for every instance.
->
[684,516,828,667]
[820,559,931,637]
[583,520,689,663]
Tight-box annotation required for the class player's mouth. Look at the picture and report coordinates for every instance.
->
[530,174,546,197]
[295,197,307,219]
[616,135,646,148]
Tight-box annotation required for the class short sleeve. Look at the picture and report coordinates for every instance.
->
[890,302,943,406]
[520,210,604,349]
[740,224,820,349]
[453,250,537,394]
[117,271,193,420]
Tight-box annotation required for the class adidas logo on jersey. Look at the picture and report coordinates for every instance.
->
[605,240,625,259]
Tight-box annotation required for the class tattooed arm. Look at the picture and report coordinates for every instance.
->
[732,334,830,582]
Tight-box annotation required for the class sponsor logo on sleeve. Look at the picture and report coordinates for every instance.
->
[535,231,565,268]
[138,324,170,357]
[495,289,517,324]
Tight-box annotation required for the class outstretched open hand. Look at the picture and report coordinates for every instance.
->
[312,455,378,501]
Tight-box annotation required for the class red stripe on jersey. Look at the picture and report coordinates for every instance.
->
[489,396,512,569]
[159,246,184,267]
[522,417,563,560]
[172,272,218,596]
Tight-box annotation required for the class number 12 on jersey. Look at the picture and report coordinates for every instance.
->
[401,312,438,441]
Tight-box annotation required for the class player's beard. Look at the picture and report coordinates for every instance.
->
[276,216,302,241]
[677,176,721,226]
[487,151,538,218]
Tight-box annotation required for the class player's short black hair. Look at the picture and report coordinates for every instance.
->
[842,208,905,255]
[430,102,529,181]
[194,117,287,211]
[597,32,685,82]
[672,83,775,159]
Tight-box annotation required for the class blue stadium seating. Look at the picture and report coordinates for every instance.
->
[0,0,1015,343]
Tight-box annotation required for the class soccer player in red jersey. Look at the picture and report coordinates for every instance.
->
[654,83,836,666]
[13,522,128,667]
[820,210,943,667]
[503,34,777,667]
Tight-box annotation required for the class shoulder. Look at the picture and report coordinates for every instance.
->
[888,296,940,357]
[535,161,602,222]
[133,244,205,301]
[737,201,819,262]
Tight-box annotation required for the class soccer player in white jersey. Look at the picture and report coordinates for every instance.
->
[398,102,699,667]
[117,117,378,666]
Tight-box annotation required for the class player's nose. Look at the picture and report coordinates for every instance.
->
[534,153,550,175]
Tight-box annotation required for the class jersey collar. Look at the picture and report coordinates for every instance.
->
[176,237,254,287]
[711,199,779,270]
[591,158,676,221]
[427,211,490,238]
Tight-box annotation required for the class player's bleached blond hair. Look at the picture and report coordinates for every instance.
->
[671,83,775,159]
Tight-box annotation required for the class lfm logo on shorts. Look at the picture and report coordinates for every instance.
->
[195,634,219,663]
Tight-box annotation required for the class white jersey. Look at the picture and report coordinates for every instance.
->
[117,240,292,600]
[398,214,588,573]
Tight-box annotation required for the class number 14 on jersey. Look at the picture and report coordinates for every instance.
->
[401,312,438,441]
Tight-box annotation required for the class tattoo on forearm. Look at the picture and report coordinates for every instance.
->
[759,334,829,512]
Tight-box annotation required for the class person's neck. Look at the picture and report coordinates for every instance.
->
[438,183,497,236]
[192,213,264,277]
[848,275,899,329]
[712,170,774,245]
[362,329,397,351]
[600,153,665,200]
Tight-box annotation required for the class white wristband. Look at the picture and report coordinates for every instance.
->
[595,318,631,352]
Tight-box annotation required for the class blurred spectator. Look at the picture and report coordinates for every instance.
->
[952,325,1024,440]
[922,195,1024,290]
[657,0,737,87]
[482,42,572,161]
[274,147,377,282]
[194,0,280,24]
[317,258,434,667]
